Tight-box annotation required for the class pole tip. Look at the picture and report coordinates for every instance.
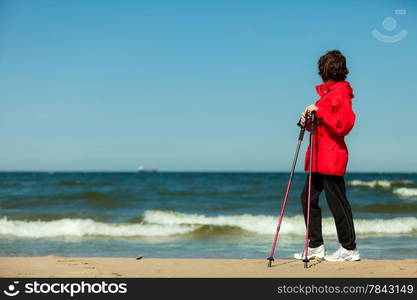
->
[267,256,274,268]
[303,258,309,268]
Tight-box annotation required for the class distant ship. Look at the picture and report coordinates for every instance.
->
[137,165,158,173]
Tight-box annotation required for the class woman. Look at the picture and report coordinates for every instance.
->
[294,50,360,262]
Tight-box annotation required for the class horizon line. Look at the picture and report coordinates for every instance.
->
[0,170,415,174]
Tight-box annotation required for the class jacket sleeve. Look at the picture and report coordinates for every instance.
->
[315,93,356,137]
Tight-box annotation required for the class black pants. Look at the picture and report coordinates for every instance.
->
[300,173,356,250]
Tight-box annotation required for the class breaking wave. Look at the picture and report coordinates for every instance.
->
[0,210,416,238]
[393,187,417,198]
[348,179,417,199]
[348,179,413,189]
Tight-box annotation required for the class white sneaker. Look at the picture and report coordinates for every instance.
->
[294,245,325,260]
[325,246,360,262]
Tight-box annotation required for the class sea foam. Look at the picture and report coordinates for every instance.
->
[0,210,416,238]
[348,179,417,198]
[393,187,417,198]
[0,217,197,238]
[348,179,413,189]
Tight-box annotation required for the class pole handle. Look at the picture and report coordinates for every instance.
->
[310,111,316,134]
[297,114,309,141]
[296,119,305,128]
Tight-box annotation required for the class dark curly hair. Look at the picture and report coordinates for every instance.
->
[318,50,349,82]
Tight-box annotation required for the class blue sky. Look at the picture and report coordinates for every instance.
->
[0,0,416,172]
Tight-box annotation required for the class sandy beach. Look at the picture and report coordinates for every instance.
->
[0,257,416,278]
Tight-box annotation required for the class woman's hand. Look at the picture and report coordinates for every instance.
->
[300,104,318,126]
[305,104,318,114]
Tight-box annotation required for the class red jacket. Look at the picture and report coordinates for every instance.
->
[304,81,356,176]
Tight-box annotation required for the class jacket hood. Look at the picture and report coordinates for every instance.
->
[316,81,354,99]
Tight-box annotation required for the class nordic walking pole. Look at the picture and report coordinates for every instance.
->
[267,118,306,268]
[303,111,316,269]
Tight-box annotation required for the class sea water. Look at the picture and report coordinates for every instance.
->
[0,172,416,259]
